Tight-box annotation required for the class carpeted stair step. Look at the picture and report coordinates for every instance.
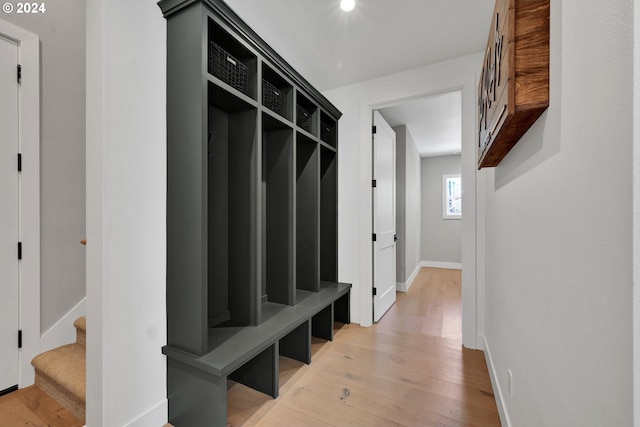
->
[74,316,86,347]
[31,343,86,422]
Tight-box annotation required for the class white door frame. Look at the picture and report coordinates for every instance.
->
[0,18,40,387]
[357,73,481,349]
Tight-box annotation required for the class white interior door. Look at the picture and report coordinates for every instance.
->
[372,111,396,322]
[0,34,19,393]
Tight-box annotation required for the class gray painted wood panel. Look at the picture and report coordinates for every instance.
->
[321,148,338,282]
[166,4,209,355]
[263,125,294,305]
[296,133,319,292]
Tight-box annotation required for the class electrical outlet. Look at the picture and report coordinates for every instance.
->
[508,369,514,399]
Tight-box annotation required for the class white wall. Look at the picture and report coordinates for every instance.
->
[482,0,633,425]
[2,0,86,332]
[405,129,422,283]
[634,1,640,424]
[323,53,480,344]
[86,0,167,425]
[394,125,407,284]
[421,155,462,264]
[392,125,422,285]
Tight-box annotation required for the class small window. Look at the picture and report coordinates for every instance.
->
[443,174,462,219]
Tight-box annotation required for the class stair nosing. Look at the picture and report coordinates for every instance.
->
[31,343,86,402]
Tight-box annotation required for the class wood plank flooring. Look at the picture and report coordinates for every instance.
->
[0,385,82,427]
[227,267,500,427]
[0,268,499,427]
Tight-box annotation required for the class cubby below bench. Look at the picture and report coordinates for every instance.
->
[163,282,350,427]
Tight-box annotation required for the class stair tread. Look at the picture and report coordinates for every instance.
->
[73,316,86,333]
[32,343,86,403]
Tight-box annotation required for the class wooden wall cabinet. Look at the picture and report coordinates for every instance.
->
[158,1,350,425]
[477,0,550,169]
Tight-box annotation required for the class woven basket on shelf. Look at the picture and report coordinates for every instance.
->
[321,121,335,144]
[262,79,286,116]
[208,41,248,93]
[297,104,313,133]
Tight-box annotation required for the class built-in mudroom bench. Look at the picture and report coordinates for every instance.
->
[164,283,349,425]
[157,0,349,425]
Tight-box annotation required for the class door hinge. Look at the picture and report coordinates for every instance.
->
[372,125,377,134]
[372,233,377,242]
[18,330,22,349]
[372,287,377,296]
[18,242,22,260]
[17,154,22,172]
[17,65,21,84]
[372,179,377,188]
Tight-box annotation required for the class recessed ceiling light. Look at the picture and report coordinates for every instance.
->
[340,0,355,12]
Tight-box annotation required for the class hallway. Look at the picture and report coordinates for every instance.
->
[0,268,500,426]
[227,267,500,426]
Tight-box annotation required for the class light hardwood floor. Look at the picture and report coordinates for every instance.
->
[226,267,500,427]
[1,268,500,427]
[0,385,82,427]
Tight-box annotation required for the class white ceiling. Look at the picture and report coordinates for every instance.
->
[378,90,462,157]
[224,0,495,156]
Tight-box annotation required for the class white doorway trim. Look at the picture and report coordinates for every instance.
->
[0,18,41,387]
[357,73,481,349]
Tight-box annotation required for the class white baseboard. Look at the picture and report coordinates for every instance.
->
[422,260,462,270]
[125,399,168,427]
[40,298,86,353]
[482,335,512,427]
[397,262,422,292]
